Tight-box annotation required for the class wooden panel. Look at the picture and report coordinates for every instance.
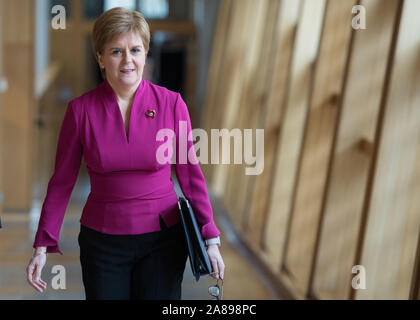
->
[243,2,299,249]
[50,27,76,84]
[201,0,232,181]
[356,0,420,299]
[2,0,33,44]
[72,0,85,97]
[201,0,232,131]
[284,0,357,298]
[254,0,301,274]
[1,0,35,211]
[263,0,326,298]
[236,0,282,243]
[32,64,68,204]
[0,0,4,214]
[223,0,276,234]
[205,0,254,198]
[223,0,277,236]
[310,0,400,299]
[203,0,420,300]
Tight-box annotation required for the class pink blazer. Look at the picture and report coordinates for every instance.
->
[33,78,220,254]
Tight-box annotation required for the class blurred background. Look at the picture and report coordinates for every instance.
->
[1,0,420,300]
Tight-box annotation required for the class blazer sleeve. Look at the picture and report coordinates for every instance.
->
[173,93,221,240]
[32,100,83,254]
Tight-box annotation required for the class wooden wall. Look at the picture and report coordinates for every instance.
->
[203,0,420,299]
[0,0,35,212]
[0,0,4,214]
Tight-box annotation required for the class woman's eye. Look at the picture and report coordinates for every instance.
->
[112,49,121,55]
[132,48,141,53]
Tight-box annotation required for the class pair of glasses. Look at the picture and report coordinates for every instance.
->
[208,274,223,300]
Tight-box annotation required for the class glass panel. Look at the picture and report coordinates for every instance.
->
[104,0,136,11]
[138,0,169,19]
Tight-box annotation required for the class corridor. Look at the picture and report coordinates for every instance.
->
[2,0,420,301]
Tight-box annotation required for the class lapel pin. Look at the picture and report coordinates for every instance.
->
[145,109,156,119]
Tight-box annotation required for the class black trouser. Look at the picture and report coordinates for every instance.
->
[78,216,188,300]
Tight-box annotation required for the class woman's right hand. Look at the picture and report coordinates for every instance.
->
[26,247,48,292]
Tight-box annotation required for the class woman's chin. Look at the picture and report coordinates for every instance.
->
[117,76,141,87]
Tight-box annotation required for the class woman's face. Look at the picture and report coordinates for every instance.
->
[97,31,147,91]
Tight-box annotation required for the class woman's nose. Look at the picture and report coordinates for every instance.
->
[122,50,133,61]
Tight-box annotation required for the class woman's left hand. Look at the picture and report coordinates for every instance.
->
[206,244,225,280]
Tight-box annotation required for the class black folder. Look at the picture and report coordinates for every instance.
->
[177,196,212,281]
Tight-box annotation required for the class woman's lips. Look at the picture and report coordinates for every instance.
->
[120,69,135,74]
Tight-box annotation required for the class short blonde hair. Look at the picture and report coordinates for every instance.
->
[92,7,150,79]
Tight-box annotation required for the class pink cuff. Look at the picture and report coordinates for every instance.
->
[201,220,221,239]
[33,230,63,255]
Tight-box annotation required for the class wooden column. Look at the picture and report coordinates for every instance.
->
[0,0,4,214]
[356,0,420,300]
[205,0,255,199]
[223,0,272,229]
[254,0,301,275]
[288,0,357,299]
[297,0,357,299]
[242,0,294,246]
[308,0,400,299]
[72,0,85,96]
[201,0,232,182]
[265,0,327,298]
[203,0,420,300]
[1,0,35,211]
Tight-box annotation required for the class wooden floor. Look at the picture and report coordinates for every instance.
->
[0,171,278,300]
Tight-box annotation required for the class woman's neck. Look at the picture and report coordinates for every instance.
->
[107,78,141,103]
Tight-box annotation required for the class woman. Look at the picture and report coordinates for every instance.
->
[26,7,224,300]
